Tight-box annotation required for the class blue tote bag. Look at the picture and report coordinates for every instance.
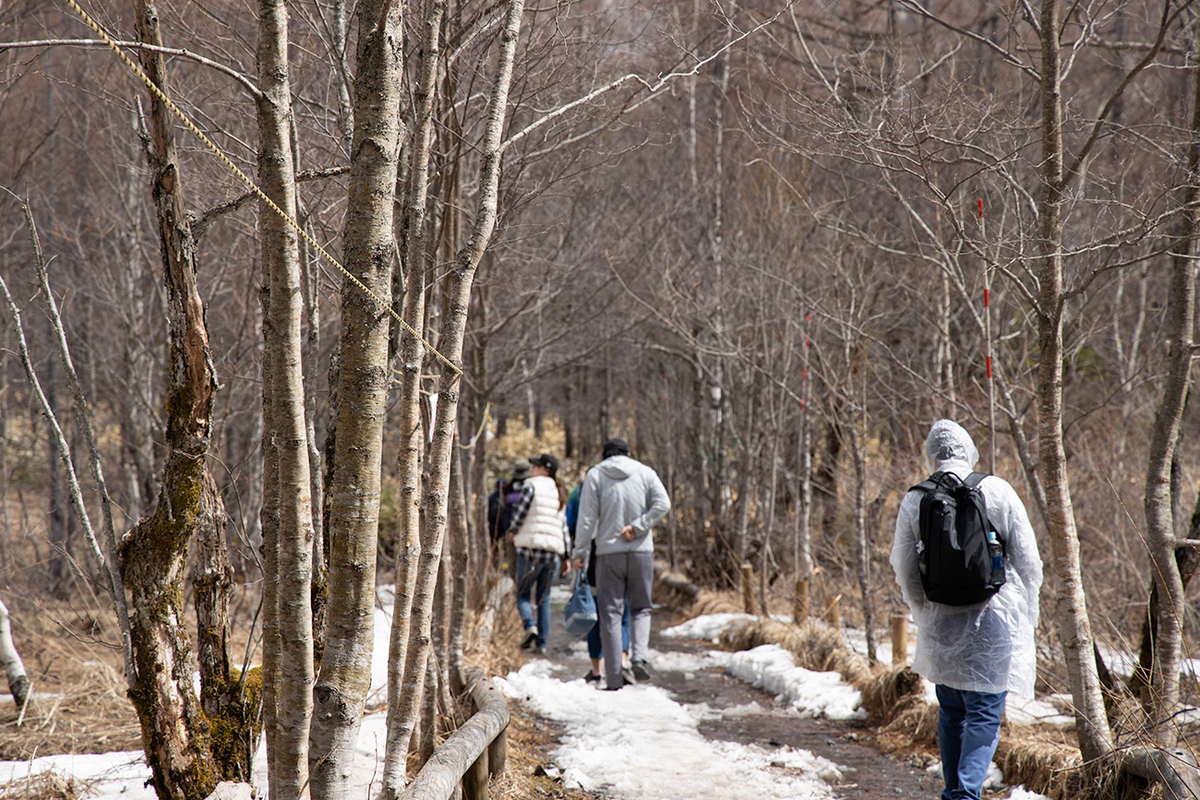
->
[564,571,598,637]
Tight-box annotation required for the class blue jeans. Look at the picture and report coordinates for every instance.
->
[515,552,559,649]
[936,685,1006,800]
[587,600,630,660]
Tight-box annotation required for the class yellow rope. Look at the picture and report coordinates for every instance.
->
[63,0,461,377]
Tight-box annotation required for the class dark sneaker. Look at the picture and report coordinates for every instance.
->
[620,665,637,686]
[521,627,538,650]
[584,671,602,685]
[631,659,652,683]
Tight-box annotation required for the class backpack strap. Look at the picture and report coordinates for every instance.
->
[910,470,961,495]
[909,479,934,495]
[963,471,1003,547]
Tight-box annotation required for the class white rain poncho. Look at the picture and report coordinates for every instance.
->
[890,420,1044,698]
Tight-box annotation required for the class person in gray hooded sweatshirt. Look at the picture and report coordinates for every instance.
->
[571,438,671,690]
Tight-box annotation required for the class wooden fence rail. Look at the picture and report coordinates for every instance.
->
[399,668,510,800]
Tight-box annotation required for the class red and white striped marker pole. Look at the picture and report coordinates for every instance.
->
[979,198,996,472]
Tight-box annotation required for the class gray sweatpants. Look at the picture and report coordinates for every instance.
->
[596,551,653,688]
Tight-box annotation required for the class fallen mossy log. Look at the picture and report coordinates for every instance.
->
[400,667,509,800]
[1119,747,1200,800]
[655,564,701,602]
[653,562,742,616]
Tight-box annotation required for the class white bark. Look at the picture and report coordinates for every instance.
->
[309,0,404,793]
[381,0,443,793]
[1140,12,1200,744]
[258,0,316,793]
[0,599,30,712]
[392,0,526,788]
[1035,0,1113,761]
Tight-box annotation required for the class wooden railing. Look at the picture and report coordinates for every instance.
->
[398,669,510,800]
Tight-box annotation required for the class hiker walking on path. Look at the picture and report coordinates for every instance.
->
[567,478,633,685]
[489,460,530,569]
[890,419,1043,800]
[572,438,671,690]
[509,454,571,654]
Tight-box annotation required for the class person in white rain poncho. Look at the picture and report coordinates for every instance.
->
[891,420,1043,800]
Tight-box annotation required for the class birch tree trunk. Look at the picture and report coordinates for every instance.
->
[387,0,526,778]
[119,2,225,796]
[380,0,443,793]
[1140,19,1200,742]
[301,223,329,670]
[258,0,316,794]
[1035,0,1113,761]
[309,0,404,794]
[259,278,282,798]
[0,598,30,712]
[447,442,469,695]
[794,319,813,598]
[851,397,875,661]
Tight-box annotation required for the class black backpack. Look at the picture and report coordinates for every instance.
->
[486,481,512,542]
[911,471,1005,606]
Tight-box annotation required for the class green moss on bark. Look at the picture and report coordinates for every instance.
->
[207,666,263,782]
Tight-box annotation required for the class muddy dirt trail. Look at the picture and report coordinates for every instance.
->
[526,592,945,800]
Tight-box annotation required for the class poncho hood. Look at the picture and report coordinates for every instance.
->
[925,419,980,474]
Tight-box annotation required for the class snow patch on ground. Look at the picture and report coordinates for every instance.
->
[499,660,843,799]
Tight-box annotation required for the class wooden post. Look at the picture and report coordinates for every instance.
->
[891,613,908,666]
[488,724,507,776]
[463,750,488,800]
[740,563,755,615]
[401,668,509,799]
[794,578,809,623]
[824,594,841,628]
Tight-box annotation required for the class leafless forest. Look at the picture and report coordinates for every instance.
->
[3,0,1200,796]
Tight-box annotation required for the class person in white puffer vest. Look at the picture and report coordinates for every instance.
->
[507,453,571,653]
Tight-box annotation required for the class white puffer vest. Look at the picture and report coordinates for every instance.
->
[513,475,566,555]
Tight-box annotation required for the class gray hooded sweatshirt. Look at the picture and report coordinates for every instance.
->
[571,455,671,561]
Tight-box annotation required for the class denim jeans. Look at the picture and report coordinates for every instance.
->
[935,685,1006,800]
[515,551,558,648]
[587,599,631,660]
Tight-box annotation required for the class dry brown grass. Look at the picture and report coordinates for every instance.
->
[721,616,876,688]
[685,591,744,617]
[0,771,79,800]
[0,658,141,761]
[0,592,141,764]
[0,589,140,797]
[994,731,1085,800]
